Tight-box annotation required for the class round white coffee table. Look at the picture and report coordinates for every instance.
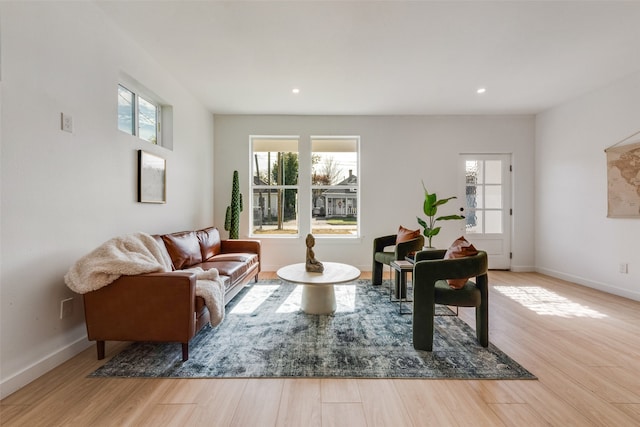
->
[276,262,361,314]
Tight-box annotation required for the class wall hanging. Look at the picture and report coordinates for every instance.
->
[605,130,640,217]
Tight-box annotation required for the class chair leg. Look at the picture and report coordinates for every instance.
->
[372,260,383,285]
[476,305,489,347]
[413,302,435,351]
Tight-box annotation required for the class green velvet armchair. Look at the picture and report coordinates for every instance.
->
[372,233,424,286]
[412,249,489,351]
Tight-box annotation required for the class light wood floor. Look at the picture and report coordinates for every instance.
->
[2,271,640,426]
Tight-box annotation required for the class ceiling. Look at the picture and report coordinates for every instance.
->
[96,1,640,116]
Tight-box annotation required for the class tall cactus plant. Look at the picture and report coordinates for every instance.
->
[224,170,243,239]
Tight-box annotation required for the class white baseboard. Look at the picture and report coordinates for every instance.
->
[0,335,91,400]
[536,267,640,302]
[510,265,535,272]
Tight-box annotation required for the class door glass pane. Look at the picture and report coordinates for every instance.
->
[466,160,483,184]
[466,210,482,233]
[117,85,134,135]
[465,184,479,209]
[485,185,502,209]
[485,210,502,233]
[476,187,484,209]
[485,160,502,184]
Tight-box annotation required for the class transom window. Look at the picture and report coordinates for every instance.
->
[117,82,173,149]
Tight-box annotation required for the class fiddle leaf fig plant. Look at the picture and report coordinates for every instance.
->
[417,183,465,248]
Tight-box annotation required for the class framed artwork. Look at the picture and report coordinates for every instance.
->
[605,139,640,217]
[138,150,166,203]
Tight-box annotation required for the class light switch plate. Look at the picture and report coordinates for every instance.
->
[61,113,73,133]
[60,297,74,319]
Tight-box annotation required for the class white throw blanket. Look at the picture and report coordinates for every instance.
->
[181,267,225,327]
[64,232,225,326]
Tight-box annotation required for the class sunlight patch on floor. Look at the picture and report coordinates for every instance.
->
[229,285,280,314]
[231,283,358,314]
[335,284,357,312]
[274,284,357,313]
[276,285,303,313]
[494,286,607,318]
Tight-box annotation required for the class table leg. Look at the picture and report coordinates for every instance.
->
[399,270,412,314]
[396,268,407,299]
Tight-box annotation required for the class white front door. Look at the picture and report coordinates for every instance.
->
[459,154,512,270]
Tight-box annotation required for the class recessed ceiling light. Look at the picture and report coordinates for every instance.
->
[292,88,300,94]
[476,87,487,94]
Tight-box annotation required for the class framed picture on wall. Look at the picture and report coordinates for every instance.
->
[138,150,166,203]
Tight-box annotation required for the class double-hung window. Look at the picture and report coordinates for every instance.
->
[251,136,299,235]
[311,137,359,236]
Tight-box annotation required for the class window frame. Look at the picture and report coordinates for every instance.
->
[137,93,160,145]
[310,136,361,238]
[117,82,168,148]
[249,136,301,238]
[249,135,361,239]
[117,84,135,135]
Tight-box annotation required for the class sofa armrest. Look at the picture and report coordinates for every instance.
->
[83,272,197,343]
[221,239,261,256]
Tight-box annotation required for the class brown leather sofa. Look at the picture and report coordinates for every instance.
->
[83,227,260,361]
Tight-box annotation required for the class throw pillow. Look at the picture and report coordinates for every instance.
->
[444,236,478,289]
[396,225,420,245]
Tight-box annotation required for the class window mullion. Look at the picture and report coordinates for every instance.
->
[134,93,139,137]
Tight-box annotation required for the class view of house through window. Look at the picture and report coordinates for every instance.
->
[311,137,359,236]
[250,136,360,237]
[251,137,299,235]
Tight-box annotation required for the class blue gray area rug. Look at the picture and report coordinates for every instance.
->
[90,280,535,379]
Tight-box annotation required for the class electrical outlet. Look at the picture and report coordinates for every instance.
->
[619,263,628,274]
[60,297,74,319]
[61,113,73,133]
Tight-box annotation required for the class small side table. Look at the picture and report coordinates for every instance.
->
[389,260,413,314]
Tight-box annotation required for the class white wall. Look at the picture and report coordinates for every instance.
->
[214,115,535,272]
[536,72,640,301]
[0,2,214,398]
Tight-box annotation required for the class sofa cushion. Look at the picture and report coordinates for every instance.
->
[199,260,248,285]
[196,227,222,261]
[161,231,203,270]
[210,253,258,267]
